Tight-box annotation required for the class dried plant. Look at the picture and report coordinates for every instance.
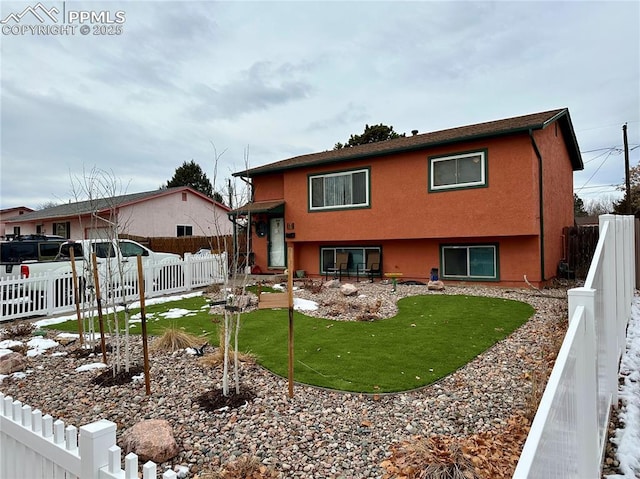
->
[198,324,255,367]
[382,415,531,479]
[383,437,480,479]
[303,279,323,294]
[1,322,35,340]
[150,325,203,353]
[525,369,546,422]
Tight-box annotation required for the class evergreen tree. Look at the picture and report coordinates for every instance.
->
[613,161,640,217]
[166,160,217,200]
[574,193,588,217]
[334,123,405,149]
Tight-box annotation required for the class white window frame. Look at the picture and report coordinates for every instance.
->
[309,168,370,211]
[177,225,193,237]
[429,151,487,191]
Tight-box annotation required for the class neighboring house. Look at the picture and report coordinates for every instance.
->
[231,108,583,287]
[1,207,35,239]
[3,187,232,240]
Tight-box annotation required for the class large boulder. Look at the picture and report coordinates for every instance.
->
[121,419,179,463]
[0,352,27,374]
[340,283,358,297]
[427,280,445,291]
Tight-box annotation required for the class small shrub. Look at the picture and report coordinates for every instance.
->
[195,455,278,479]
[199,324,255,368]
[382,415,531,479]
[303,279,323,294]
[1,322,35,340]
[525,369,546,422]
[205,284,221,295]
[150,325,203,353]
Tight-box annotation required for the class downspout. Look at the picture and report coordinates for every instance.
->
[529,129,546,282]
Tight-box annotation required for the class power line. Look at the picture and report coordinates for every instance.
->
[575,149,616,193]
[577,184,621,190]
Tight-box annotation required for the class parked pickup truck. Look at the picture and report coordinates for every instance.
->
[1,239,182,304]
[1,235,67,276]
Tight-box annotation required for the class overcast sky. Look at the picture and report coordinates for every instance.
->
[1,0,638,211]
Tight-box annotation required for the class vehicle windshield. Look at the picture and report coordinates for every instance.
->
[59,243,84,258]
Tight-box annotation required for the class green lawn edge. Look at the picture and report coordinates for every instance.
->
[47,293,534,393]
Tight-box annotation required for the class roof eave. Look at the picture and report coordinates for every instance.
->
[235,126,548,178]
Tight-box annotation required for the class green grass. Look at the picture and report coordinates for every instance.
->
[48,294,534,393]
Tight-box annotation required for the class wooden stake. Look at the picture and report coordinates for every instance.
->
[69,246,83,347]
[137,255,151,395]
[287,245,294,398]
[91,253,108,365]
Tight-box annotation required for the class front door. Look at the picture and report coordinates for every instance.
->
[268,217,286,268]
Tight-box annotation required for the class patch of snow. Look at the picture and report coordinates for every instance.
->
[0,339,23,350]
[0,371,27,383]
[174,465,190,478]
[75,363,108,372]
[160,308,196,319]
[26,337,59,357]
[33,292,203,327]
[607,298,640,478]
[294,298,318,311]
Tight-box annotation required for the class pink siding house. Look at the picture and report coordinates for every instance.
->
[1,207,35,239]
[3,187,232,240]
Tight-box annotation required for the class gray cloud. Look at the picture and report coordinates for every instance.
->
[0,1,638,208]
[189,60,313,120]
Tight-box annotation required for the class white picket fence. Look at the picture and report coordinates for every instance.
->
[514,214,636,478]
[0,392,177,479]
[1,252,227,322]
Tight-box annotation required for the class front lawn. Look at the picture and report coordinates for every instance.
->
[47,293,534,393]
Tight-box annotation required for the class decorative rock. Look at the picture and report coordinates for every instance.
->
[0,283,572,478]
[121,419,180,463]
[324,279,341,289]
[0,351,27,374]
[340,283,358,297]
[427,280,445,291]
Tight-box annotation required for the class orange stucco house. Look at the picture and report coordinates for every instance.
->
[231,108,583,287]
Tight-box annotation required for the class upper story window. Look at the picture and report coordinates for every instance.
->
[309,168,369,211]
[429,150,487,192]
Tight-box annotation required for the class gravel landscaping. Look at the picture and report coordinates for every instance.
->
[1,282,569,478]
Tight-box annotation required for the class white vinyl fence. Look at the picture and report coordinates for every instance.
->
[0,393,177,479]
[1,252,227,322]
[514,214,636,478]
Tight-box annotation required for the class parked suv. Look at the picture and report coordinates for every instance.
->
[1,235,66,273]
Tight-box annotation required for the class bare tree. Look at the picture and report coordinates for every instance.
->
[585,195,617,216]
[200,144,252,397]
[69,166,136,375]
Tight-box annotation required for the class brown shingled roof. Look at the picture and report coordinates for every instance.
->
[234,108,583,177]
[4,187,228,223]
[228,200,285,215]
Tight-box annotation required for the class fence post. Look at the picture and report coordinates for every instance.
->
[184,253,193,291]
[568,287,599,478]
[79,419,117,479]
[45,271,55,316]
[599,214,619,407]
[620,216,632,360]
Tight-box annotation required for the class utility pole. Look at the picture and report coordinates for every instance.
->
[623,123,631,214]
